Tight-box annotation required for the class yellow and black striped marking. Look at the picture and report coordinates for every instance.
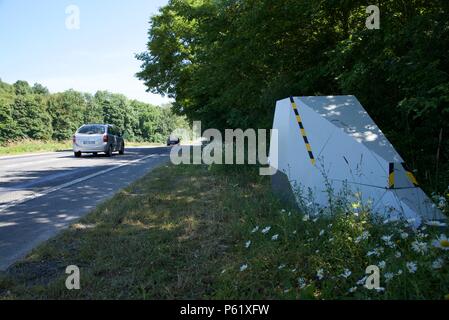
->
[388,162,419,189]
[290,96,316,166]
[401,162,419,187]
[388,162,395,189]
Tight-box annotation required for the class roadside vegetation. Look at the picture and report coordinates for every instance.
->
[0,79,189,146]
[0,139,164,156]
[1,164,448,300]
[0,139,72,156]
[137,0,449,195]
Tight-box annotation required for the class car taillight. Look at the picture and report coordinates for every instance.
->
[103,134,108,142]
[72,135,76,143]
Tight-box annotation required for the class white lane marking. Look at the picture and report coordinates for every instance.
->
[0,153,166,214]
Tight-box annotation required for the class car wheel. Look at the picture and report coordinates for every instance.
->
[93,152,98,157]
[106,145,113,157]
[74,151,81,158]
[119,142,125,155]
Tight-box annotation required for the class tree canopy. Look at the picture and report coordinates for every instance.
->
[0,79,188,144]
[137,0,449,190]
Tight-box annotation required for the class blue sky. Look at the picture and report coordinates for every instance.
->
[0,0,170,105]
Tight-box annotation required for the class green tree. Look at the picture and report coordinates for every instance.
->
[11,94,52,140]
[83,93,103,125]
[13,80,32,96]
[47,90,86,140]
[137,0,449,190]
[32,83,50,95]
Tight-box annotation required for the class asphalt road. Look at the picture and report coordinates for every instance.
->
[0,147,171,270]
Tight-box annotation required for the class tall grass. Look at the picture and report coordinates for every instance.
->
[0,139,71,156]
[1,164,448,299]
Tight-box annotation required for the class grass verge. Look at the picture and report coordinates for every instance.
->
[0,140,165,156]
[126,142,165,147]
[0,164,448,299]
[0,140,72,156]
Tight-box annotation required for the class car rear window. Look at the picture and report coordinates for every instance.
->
[78,125,105,135]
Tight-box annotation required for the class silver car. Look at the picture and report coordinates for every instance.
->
[73,124,125,157]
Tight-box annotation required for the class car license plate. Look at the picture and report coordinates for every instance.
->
[83,141,96,145]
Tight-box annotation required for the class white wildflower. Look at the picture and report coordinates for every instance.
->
[251,226,259,233]
[240,264,248,272]
[411,240,428,255]
[381,235,395,248]
[432,234,449,250]
[348,287,357,293]
[384,272,394,283]
[357,276,367,286]
[366,250,377,257]
[340,269,352,279]
[245,240,251,249]
[395,251,402,258]
[432,258,444,270]
[406,261,418,274]
[261,226,271,234]
[367,247,384,257]
[417,231,429,239]
[298,277,307,289]
[316,268,324,280]
[302,214,310,222]
[396,270,403,276]
[355,231,370,243]
[319,229,325,236]
[378,261,386,269]
[400,232,409,239]
[278,264,286,270]
[271,234,279,241]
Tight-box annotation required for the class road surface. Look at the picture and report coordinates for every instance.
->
[0,147,170,270]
